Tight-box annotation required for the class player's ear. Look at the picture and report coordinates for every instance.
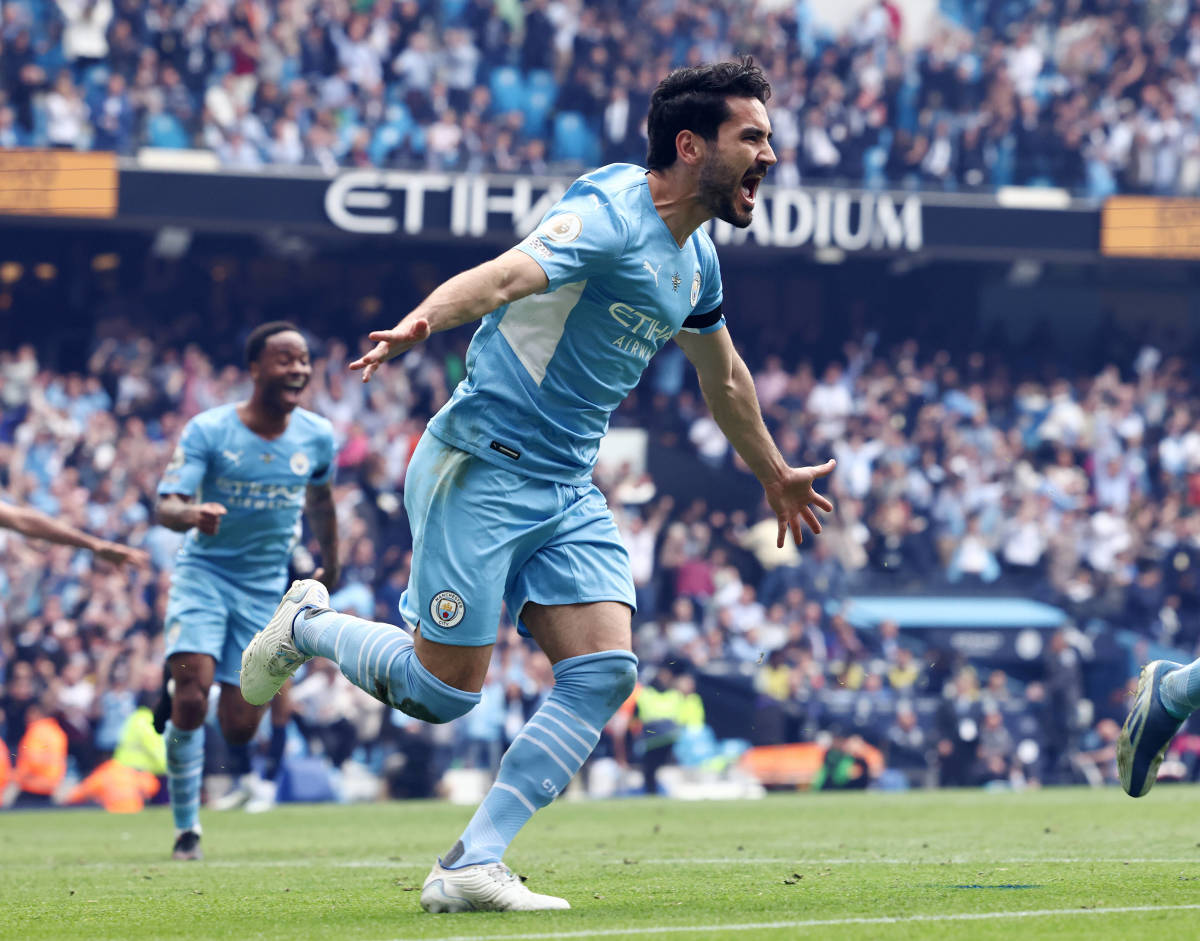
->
[675,129,705,168]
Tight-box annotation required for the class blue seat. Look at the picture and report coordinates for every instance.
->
[864,146,888,187]
[525,69,557,101]
[551,110,599,166]
[522,86,555,137]
[488,65,525,113]
[440,0,469,23]
[146,113,189,149]
[368,123,404,165]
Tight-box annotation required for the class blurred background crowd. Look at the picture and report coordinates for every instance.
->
[3,0,1200,194]
[3,295,1200,802]
[5,0,1200,809]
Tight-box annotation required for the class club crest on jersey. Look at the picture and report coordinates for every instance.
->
[543,212,582,243]
[290,452,310,476]
[690,270,702,307]
[167,445,185,472]
[430,590,465,628]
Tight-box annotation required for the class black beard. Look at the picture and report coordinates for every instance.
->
[698,155,752,229]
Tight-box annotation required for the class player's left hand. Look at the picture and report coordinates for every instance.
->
[95,542,151,568]
[313,565,340,591]
[763,459,836,548]
[349,317,432,383]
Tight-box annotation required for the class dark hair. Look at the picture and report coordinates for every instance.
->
[645,56,772,171]
[244,320,303,367]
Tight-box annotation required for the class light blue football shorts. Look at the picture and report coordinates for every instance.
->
[163,562,286,685]
[398,432,635,646]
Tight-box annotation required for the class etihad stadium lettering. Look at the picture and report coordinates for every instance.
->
[323,171,923,253]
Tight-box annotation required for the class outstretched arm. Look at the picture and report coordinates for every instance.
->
[676,326,835,547]
[0,501,149,567]
[304,481,340,591]
[350,248,549,382]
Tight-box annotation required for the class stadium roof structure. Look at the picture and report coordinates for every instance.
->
[843,596,1068,630]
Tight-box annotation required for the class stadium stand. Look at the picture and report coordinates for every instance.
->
[0,246,1190,798]
[7,0,1200,804]
[1,0,1200,193]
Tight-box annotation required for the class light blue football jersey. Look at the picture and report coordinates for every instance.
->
[426,163,725,485]
[157,403,336,585]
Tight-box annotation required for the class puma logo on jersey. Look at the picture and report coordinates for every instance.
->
[223,449,242,466]
[642,260,661,286]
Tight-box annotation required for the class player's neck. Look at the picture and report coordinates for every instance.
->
[237,398,292,439]
[646,168,709,247]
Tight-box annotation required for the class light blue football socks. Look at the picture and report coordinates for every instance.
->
[1159,659,1200,720]
[445,650,638,868]
[292,608,479,723]
[165,720,205,833]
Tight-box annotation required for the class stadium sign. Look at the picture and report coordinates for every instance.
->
[90,162,1105,261]
[710,190,923,252]
[323,170,924,253]
[324,170,568,237]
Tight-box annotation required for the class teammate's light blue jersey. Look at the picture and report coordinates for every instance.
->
[427,163,725,485]
[157,403,335,585]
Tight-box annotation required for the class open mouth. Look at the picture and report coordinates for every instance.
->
[740,175,762,208]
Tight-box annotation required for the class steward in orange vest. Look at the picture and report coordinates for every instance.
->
[14,705,68,797]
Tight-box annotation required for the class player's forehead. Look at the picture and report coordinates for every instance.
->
[262,330,309,357]
[719,96,771,137]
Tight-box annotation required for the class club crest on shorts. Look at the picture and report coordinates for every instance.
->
[290,451,310,476]
[430,590,466,628]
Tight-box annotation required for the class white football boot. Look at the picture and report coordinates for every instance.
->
[421,861,571,913]
[240,579,327,705]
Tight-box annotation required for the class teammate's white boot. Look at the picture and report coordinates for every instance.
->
[420,861,571,912]
[240,579,327,705]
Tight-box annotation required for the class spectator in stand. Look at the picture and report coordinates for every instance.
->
[885,703,930,787]
[1,0,1194,192]
[45,71,88,149]
[57,0,113,74]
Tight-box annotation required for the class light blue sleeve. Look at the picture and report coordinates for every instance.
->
[680,233,725,335]
[514,181,629,292]
[158,417,210,497]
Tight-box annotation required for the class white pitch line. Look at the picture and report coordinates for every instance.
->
[6,856,1200,871]
[379,904,1200,941]
[629,856,1200,866]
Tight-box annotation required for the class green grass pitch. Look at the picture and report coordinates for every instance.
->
[3,787,1199,940]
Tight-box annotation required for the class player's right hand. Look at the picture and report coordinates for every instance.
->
[349,317,431,383]
[191,502,227,535]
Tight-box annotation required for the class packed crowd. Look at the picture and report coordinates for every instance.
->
[3,0,1200,195]
[3,310,1198,798]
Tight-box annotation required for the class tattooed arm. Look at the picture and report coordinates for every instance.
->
[304,482,340,591]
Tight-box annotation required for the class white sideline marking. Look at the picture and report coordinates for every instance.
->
[630,855,1200,865]
[381,905,1200,941]
[7,855,1200,872]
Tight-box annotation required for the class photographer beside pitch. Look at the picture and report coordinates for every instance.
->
[241,58,834,912]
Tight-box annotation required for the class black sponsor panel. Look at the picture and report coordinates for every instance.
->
[115,166,1102,260]
[921,203,1100,260]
